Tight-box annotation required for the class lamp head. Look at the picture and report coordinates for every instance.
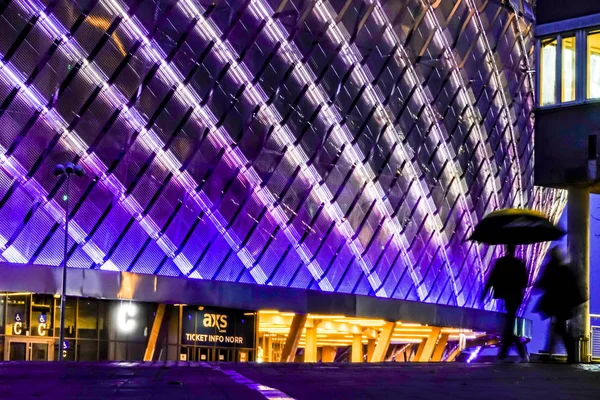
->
[64,162,75,174]
[53,164,65,177]
[74,164,85,177]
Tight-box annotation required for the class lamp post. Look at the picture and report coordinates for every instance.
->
[54,162,84,361]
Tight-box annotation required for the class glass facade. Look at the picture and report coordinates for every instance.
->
[0,293,256,362]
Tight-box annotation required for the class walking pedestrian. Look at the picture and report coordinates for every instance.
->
[481,244,529,362]
[534,246,585,363]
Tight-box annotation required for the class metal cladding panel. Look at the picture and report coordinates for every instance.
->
[0,0,565,313]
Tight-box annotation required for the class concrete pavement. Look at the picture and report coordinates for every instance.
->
[0,362,598,399]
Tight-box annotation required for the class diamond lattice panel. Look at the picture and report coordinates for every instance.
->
[0,0,565,312]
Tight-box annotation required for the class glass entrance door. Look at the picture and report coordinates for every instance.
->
[5,338,54,361]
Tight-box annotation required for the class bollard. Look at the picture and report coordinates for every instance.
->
[574,336,590,363]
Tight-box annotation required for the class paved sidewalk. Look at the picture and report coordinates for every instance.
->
[0,362,598,399]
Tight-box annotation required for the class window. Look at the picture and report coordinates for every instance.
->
[562,36,576,102]
[588,32,600,99]
[540,38,557,105]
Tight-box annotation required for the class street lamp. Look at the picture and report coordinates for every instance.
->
[53,162,84,361]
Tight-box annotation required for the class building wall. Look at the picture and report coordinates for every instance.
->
[0,0,562,313]
[535,103,600,187]
[536,0,600,24]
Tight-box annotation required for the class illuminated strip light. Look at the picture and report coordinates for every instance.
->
[369,2,490,301]
[12,0,288,283]
[0,6,200,276]
[0,91,106,266]
[158,0,383,292]
[464,0,525,209]
[246,0,474,301]
[317,0,485,304]
[176,0,392,294]
[455,0,531,290]
[480,2,536,271]
[204,0,431,297]
[263,0,471,303]
[249,0,492,301]
[33,0,326,287]
[94,0,337,289]
[416,1,504,283]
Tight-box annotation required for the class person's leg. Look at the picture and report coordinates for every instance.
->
[556,317,576,362]
[548,317,558,356]
[504,299,528,361]
[499,302,518,360]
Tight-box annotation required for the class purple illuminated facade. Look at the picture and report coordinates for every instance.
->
[0,0,564,311]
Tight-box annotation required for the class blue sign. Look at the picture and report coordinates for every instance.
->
[38,314,47,324]
[14,313,22,323]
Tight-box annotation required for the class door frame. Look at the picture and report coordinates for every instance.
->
[4,336,55,361]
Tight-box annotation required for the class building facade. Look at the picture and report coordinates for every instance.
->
[534,0,600,361]
[0,0,558,362]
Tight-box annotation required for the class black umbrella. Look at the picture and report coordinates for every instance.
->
[468,208,565,245]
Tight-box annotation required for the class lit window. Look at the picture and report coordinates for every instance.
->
[540,38,557,105]
[588,32,600,99]
[562,36,576,102]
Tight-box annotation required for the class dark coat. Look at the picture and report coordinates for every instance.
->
[485,255,528,303]
[534,259,585,320]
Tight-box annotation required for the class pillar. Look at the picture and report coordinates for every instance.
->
[281,314,307,362]
[366,339,376,362]
[304,326,318,362]
[370,321,395,362]
[265,335,273,362]
[414,338,426,361]
[416,327,441,362]
[394,345,408,362]
[431,333,450,362]
[351,334,364,363]
[144,303,166,361]
[322,346,336,362]
[568,187,590,362]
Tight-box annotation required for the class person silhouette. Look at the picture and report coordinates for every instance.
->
[534,246,585,363]
[482,244,529,362]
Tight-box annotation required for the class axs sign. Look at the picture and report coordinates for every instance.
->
[203,313,228,333]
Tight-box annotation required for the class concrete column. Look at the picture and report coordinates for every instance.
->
[304,326,318,363]
[321,346,336,362]
[568,187,591,362]
[370,321,395,362]
[264,335,273,362]
[281,314,307,362]
[366,339,376,362]
[431,333,450,362]
[394,345,408,362]
[351,334,364,363]
[416,327,442,362]
[414,339,427,361]
[144,303,166,361]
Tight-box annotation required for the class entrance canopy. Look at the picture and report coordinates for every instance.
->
[0,262,530,338]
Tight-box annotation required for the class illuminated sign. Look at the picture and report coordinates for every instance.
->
[13,313,23,335]
[203,313,228,332]
[185,333,244,344]
[182,307,255,348]
[37,314,48,336]
[117,303,138,333]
